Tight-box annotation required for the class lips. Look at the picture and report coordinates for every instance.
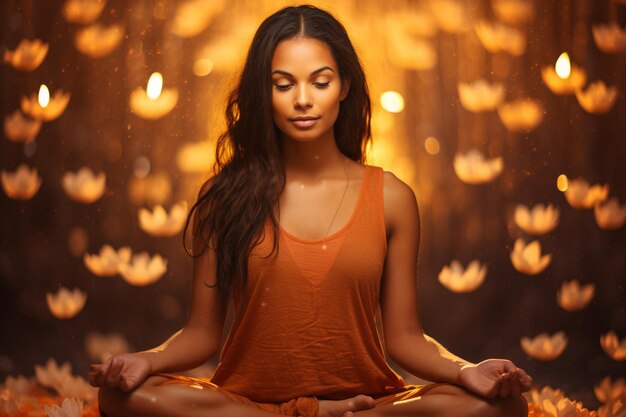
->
[289,116,320,128]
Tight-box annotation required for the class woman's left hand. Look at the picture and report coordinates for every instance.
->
[457,359,533,399]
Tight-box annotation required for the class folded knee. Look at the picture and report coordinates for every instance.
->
[476,394,528,417]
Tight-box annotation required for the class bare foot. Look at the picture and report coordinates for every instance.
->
[318,394,376,417]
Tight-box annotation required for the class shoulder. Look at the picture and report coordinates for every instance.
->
[376,167,419,236]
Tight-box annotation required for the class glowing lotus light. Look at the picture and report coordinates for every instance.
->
[525,386,566,407]
[514,203,559,235]
[592,23,626,53]
[380,91,405,113]
[74,23,124,58]
[21,87,70,121]
[491,0,535,26]
[44,397,83,417]
[139,201,188,237]
[130,72,179,120]
[62,0,106,24]
[56,375,97,401]
[497,99,544,132]
[598,399,626,417]
[525,386,596,417]
[0,163,42,200]
[595,377,626,403]
[3,110,42,143]
[458,79,505,112]
[3,39,49,71]
[556,279,595,312]
[453,150,503,184]
[61,167,106,203]
[118,252,167,286]
[541,53,587,95]
[575,81,618,114]
[35,359,72,391]
[83,245,131,276]
[46,287,87,319]
[475,20,526,56]
[510,238,551,275]
[564,178,609,209]
[177,140,215,173]
[386,27,437,71]
[438,259,487,293]
[169,0,225,38]
[5,375,33,394]
[429,0,469,34]
[595,197,626,230]
[521,331,567,360]
[85,332,131,362]
[601,331,626,361]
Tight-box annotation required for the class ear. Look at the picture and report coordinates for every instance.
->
[339,79,350,101]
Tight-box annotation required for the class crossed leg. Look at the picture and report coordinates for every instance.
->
[98,376,527,417]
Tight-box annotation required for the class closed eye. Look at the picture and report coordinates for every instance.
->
[274,84,292,91]
[314,82,330,88]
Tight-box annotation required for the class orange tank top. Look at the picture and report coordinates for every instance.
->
[209,164,406,402]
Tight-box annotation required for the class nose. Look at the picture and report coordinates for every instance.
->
[294,84,312,109]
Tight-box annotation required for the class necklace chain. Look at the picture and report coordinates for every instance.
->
[322,159,349,242]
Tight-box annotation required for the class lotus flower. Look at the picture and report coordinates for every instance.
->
[61,167,106,203]
[601,331,626,361]
[3,39,48,71]
[491,0,535,26]
[525,386,566,407]
[564,178,609,209]
[525,385,597,417]
[83,245,131,276]
[438,260,487,293]
[386,26,437,71]
[169,0,225,38]
[21,89,71,121]
[475,20,526,55]
[454,150,503,184]
[139,201,188,237]
[74,23,124,58]
[1,163,42,200]
[130,72,179,120]
[576,81,618,114]
[118,252,168,286]
[556,279,595,312]
[595,197,626,230]
[62,0,106,24]
[598,400,626,417]
[3,110,42,143]
[510,238,552,275]
[35,359,73,391]
[521,331,567,360]
[514,203,559,235]
[595,377,626,403]
[44,397,83,417]
[4,375,34,395]
[541,60,587,95]
[429,0,470,33]
[85,332,131,362]
[55,375,97,401]
[497,99,544,132]
[177,140,215,173]
[458,79,505,112]
[46,287,87,319]
[592,23,626,53]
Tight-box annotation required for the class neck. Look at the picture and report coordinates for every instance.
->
[280,131,347,181]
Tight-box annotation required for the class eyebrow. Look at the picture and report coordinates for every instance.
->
[271,66,335,77]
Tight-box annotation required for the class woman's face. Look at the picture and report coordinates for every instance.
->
[270,37,348,143]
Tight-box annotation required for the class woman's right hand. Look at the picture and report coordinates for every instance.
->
[88,353,152,392]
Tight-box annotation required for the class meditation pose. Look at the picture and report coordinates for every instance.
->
[89,5,532,417]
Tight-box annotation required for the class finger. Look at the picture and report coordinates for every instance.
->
[510,375,523,398]
[498,373,512,398]
[105,358,124,388]
[486,377,502,398]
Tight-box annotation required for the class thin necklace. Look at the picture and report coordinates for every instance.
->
[321,159,349,250]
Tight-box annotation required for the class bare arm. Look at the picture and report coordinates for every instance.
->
[379,171,532,398]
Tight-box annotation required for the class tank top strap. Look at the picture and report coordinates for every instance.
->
[351,165,387,252]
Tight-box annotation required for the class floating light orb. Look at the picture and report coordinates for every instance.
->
[380,91,405,113]
[424,136,440,155]
[146,72,163,100]
[193,58,213,76]
[38,85,50,108]
[557,174,568,192]
[555,52,571,79]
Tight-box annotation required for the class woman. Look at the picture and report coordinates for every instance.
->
[90,5,532,417]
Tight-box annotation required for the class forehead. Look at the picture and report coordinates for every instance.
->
[271,37,337,73]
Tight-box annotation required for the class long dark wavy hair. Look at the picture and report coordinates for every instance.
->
[182,4,373,314]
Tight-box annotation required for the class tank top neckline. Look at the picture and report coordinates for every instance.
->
[277,164,372,244]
